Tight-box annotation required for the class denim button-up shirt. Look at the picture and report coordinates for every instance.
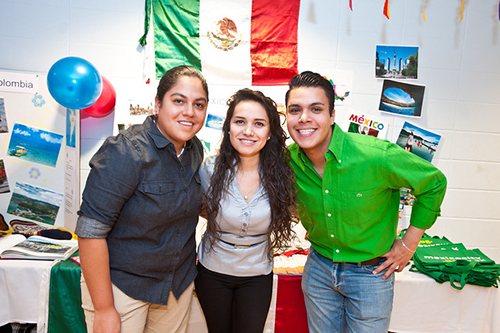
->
[76,116,203,305]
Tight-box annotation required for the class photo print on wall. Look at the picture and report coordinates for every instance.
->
[343,111,389,139]
[0,97,9,133]
[7,182,64,225]
[0,159,10,194]
[375,45,419,80]
[379,80,425,118]
[8,123,63,168]
[396,121,441,163]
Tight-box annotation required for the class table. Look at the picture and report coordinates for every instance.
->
[390,265,500,333]
[1,233,499,333]
[0,235,53,327]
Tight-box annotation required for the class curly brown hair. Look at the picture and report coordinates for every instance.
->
[205,88,296,259]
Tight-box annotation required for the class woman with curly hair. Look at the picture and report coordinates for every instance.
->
[195,88,296,333]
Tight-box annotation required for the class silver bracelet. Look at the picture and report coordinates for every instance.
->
[400,238,415,253]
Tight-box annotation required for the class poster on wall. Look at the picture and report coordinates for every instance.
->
[0,71,39,94]
[379,80,425,118]
[321,69,353,107]
[341,111,389,139]
[0,159,10,194]
[196,84,240,155]
[129,100,154,116]
[64,109,80,231]
[205,113,224,130]
[395,121,441,163]
[113,81,156,135]
[0,71,67,229]
[66,109,76,148]
[0,97,9,133]
[375,45,419,79]
[7,181,64,225]
[7,123,63,168]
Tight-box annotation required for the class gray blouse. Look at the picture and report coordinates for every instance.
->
[197,155,273,277]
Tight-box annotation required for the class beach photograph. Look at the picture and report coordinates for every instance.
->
[396,121,441,163]
[7,123,63,167]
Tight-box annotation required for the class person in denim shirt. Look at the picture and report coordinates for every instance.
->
[75,65,208,333]
[285,71,447,333]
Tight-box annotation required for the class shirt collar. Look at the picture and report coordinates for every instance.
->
[296,123,345,165]
[326,123,345,164]
[143,115,193,151]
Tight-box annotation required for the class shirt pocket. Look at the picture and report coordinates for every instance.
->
[340,187,383,226]
[139,181,176,196]
[130,181,179,218]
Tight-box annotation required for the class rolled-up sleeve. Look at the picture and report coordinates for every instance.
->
[75,215,113,238]
[386,143,447,230]
[76,134,142,236]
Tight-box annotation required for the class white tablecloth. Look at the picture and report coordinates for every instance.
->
[390,265,500,333]
[2,233,499,332]
[0,235,53,326]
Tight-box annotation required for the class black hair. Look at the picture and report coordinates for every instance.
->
[155,65,209,115]
[285,71,335,115]
[205,88,297,259]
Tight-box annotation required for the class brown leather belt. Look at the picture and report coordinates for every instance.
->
[317,250,382,266]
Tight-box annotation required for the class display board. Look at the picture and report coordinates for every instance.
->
[0,70,79,229]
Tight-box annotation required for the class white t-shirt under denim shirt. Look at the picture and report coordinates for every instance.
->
[197,154,273,277]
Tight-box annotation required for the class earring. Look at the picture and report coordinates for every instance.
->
[267,136,271,140]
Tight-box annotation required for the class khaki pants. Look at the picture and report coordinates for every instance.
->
[81,277,194,333]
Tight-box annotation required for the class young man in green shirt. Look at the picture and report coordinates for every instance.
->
[285,71,447,333]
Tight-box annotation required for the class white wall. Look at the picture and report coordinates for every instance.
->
[1,0,499,261]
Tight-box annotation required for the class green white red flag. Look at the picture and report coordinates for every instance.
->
[139,0,300,86]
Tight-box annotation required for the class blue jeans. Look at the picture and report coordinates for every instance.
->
[302,247,395,333]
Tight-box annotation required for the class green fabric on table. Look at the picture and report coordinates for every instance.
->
[410,242,500,290]
[48,252,86,333]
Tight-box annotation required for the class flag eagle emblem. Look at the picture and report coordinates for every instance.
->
[207,17,242,51]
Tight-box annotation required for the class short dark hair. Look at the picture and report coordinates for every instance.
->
[285,71,335,115]
[156,65,209,105]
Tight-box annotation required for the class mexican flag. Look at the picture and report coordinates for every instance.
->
[139,0,300,86]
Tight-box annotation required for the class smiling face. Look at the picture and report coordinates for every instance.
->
[229,100,271,159]
[154,76,208,152]
[286,86,335,157]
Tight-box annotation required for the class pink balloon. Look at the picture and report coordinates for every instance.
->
[82,76,116,118]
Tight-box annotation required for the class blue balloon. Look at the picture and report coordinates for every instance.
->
[47,57,103,109]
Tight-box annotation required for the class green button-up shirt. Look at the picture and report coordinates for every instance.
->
[289,124,447,262]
